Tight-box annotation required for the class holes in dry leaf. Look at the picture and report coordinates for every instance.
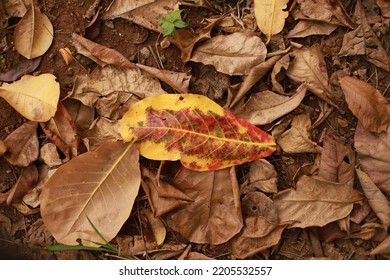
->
[343,156,350,164]
[179,96,184,101]
[251,206,257,211]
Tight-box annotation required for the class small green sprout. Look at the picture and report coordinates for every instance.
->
[159,9,188,37]
[0,54,5,63]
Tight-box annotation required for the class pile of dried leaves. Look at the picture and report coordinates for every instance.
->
[0,0,389,260]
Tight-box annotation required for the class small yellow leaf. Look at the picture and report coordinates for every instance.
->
[59,47,73,65]
[0,74,60,122]
[14,4,53,59]
[254,0,289,44]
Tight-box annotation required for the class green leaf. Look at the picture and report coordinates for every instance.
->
[165,9,183,23]
[174,19,188,28]
[161,21,176,37]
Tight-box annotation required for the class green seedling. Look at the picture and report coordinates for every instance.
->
[159,9,188,37]
[0,54,5,63]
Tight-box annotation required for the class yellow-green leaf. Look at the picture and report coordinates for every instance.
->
[119,94,276,171]
[40,141,140,246]
[254,0,289,44]
[0,74,60,122]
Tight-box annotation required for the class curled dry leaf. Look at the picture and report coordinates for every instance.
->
[0,56,41,82]
[230,55,281,108]
[277,113,322,154]
[119,94,276,171]
[376,0,390,17]
[340,76,390,133]
[6,164,38,206]
[70,65,166,119]
[83,117,122,151]
[3,121,39,167]
[103,0,179,33]
[271,53,292,94]
[168,167,243,245]
[62,99,95,134]
[72,33,134,68]
[356,168,390,231]
[241,159,278,194]
[287,20,338,38]
[40,141,140,246]
[236,83,307,126]
[141,208,166,246]
[136,63,191,93]
[190,32,267,76]
[0,74,60,122]
[370,235,390,255]
[14,3,53,59]
[273,175,363,228]
[59,47,73,65]
[286,45,338,108]
[2,0,28,18]
[254,0,289,44]
[39,143,62,167]
[318,135,354,186]
[355,123,390,195]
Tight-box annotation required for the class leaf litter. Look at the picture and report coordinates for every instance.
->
[0,0,390,260]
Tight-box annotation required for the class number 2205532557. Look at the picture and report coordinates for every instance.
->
[212,266,272,276]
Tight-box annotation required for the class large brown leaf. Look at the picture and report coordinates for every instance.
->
[168,167,243,245]
[355,123,390,195]
[3,121,39,167]
[40,141,140,246]
[190,32,267,76]
[273,175,363,228]
[356,168,390,231]
[14,3,53,59]
[340,76,390,133]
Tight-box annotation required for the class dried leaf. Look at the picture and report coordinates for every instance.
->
[3,121,39,167]
[14,3,53,59]
[230,55,281,108]
[40,101,81,159]
[142,208,166,246]
[376,0,390,17]
[40,141,140,246]
[72,33,134,68]
[371,235,390,255]
[136,63,191,93]
[103,0,179,32]
[286,45,338,108]
[168,167,243,245]
[318,135,354,186]
[6,164,38,206]
[355,123,390,194]
[83,117,122,151]
[277,114,322,154]
[294,0,356,28]
[236,83,307,126]
[0,74,60,122]
[70,65,166,120]
[119,94,276,171]
[59,47,73,65]
[271,53,292,94]
[356,168,390,230]
[190,32,267,76]
[241,159,278,194]
[340,76,390,133]
[3,0,28,18]
[0,140,7,157]
[287,20,338,38]
[62,99,95,134]
[39,143,62,167]
[254,0,289,44]
[273,175,363,228]
[0,56,41,82]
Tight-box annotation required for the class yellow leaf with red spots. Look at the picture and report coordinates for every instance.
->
[119,94,276,171]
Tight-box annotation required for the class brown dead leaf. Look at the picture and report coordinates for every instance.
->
[141,166,192,217]
[371,235,390,255]
[3,121,39,167]
[136,63,191,93]
[356,168,390,230]
[62,98,95,134]
[2,0,28,18]
[168,17,223,62]
[340,76,390,133]
[14,3,53,59]
[236,83,307,126]
[190,32,267,76]
[241,159,278,194]
[286,45,338,108]
[40,141,140,246]
[83,117,122,151]
[40,101,81,160]
[70,65,166,120]
[230,55,281,108]
[318,135,354,186]
[339,0,390,71]
[168,167,243,245]
[273,175,363,228]
[355,123,390,195]
[141,208,166,246]
[6,164,38,206]
[294,0,356,28]
[72,33,134,68]
[277,113,322,154]
[271,53,292,94]
[103,0,179,33]
[0,56,41,82]
[39,143,62,167]
[376,0,390,17]
[287,20,338,38]
[0,140,7,157]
